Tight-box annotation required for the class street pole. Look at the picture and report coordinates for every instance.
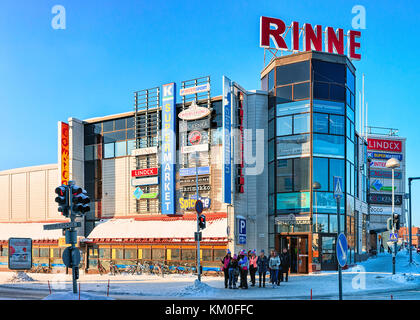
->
[408,177,420,264]
[392,169,396,275]
[195,151,201,282]
[68,180,78,294]
[337,196,342,301]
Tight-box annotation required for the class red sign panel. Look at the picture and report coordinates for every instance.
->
[60,122,69,185]
[368,139,402,152]
[131,167,158,178]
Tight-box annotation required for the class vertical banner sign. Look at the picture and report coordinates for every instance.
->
[161,83,176,215]
[222,76,232,203]
[58,122,70,185]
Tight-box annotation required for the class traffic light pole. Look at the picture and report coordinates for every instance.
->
[68,181,79,294]
[337,197,342,301]
[392,170,396,275]
[195,152,201,282]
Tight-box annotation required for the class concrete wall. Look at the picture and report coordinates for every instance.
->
[0,164,61,222]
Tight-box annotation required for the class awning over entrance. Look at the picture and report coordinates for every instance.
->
[86,217,228,243]
[0,222,62,241]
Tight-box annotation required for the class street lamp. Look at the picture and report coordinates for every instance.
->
[313,182,321,233]
[386,158,400,275]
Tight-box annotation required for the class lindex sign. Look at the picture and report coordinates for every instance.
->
[368,138,402,152]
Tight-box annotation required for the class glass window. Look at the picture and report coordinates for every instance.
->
[269,161,275,194]
[277,134,310,159]
[313,134,344,158]
[103,120,114,132]
[313,113,329,133]
[347,67,355,93]
[268,69,274,92]
[85,145,94,161]
[294,157,310,191]
[346,106,355,123]
[313,157,328,191]
[115,141,127,157]
[313,192,344,214]
[262,75,268,91]
[32,247,39,257]
[170,249,180,261]
[214,250,226,262]
[276,100,310,116]
[127,129,135,140]
[124,249,137,260]
[329,115,344,135]
[329,159,345,192]
[99,248,110,259]
[142,248,151,260]
[52,248,60,258]
[330,214,345,233]
[127,117,135,129]
[347,139,355,164]
[276,116,292,136]
[152,249,165,261]
[269,139,275,162]
[277,192,310,213]
[276,61,310,86]
[84,123,102,135]
[313,100,345,115]
[293,113,309,134]
[202,249,212,262]
[276,86,292,101]
[115,118,126,131]
[293,82,310,100]
[277,159,293,192]
[314,82,329,100]
[104,143,115,158]
[127,140,135,155]
[313,214,328,233]
[40,248,49,257]
[313,60,345,84]
[330,84,345,101]
[113,248,123,259]
[268,119,275,139]
[103,131,126,143]
[181,249,196,261]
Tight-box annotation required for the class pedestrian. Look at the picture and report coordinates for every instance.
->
[228,254,239,289]
[220,249,231,289]
[238,250,249,289]
[268,250,280,288]
[249,250,258,287]
[257,249,268,287]
[280,248,290,282]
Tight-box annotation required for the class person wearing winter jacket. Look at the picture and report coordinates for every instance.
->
[268,250,281,288]
[249,250,258,287]
[238,250,249,289]
[280,248,291,282]
[256,250,269,287]
[220,250,231,289]
[228,254,239,289]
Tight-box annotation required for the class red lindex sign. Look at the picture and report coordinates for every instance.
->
[368,138,402,152]
[131,167,158,178]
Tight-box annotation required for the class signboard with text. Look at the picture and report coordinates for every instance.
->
[368,152,403,161]
[368,138,402,152]
[179,166,210,177]
[8,238,32,270]
[58,121,69,185]
[222,76,232,204]
[131,167,158,178]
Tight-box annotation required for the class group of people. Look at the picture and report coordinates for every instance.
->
[220,248,291,289]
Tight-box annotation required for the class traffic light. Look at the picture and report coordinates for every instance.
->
[198,214,206,230]
[70,185,90,215]
[393,213,400,230]
[386,217,393,231]
[55,185,69,217]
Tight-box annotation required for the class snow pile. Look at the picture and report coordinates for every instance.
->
[8,272,35,283]
[389,273,415,283]
[175,279,218,297]
[43,292,114,300]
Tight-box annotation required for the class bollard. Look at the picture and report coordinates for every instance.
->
[107,279,110,297]
[48,280,52,295]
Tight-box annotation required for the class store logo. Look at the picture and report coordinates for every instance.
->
[180,84,210,96]
[260,16,362,60]
[131,167,158,177]
[178,100,211,121]
[367,138,402,152]
[188,131,202,145]
[179,197,211,210]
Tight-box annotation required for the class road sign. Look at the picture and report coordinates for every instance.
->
[390,233,398,242]
[195,199,203,214]
[43,221,81,230]
[333,176,343,200]
[336,233,348,268]
[62,247,81,268]
[133,187,144,200]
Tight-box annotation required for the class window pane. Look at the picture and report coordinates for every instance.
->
[103,131,126,143]
[347,139,354,164]
[104,143,115,158]
[313,157,328,191]
[276,86,292,101]
[127,117,135,129]
[103,120,114,132]
[313,100,345,115]
[85,145,94,161]
[115,118,126,131]
[293,82,310,100]
[268,69,274,91]
[115,141,127,157]
[277,192,310,214]
[127,129,135,140]
[294,157,310,191]
[330,84,345,101]
[269,139,275,162]
[346,107,355,123]
[313,134,344,158]
[313,192,344,214]
[330,214,345,233]
[277,116,292,136]
[152,249,165,261]
[277,134,310,159]
[314,82,329,100]
[313,60,345,84]
[124,249,136,259]
[276,61,310,86]
[347,67,355,93]
[262,75,268,91]
[276,100,310,116]
[329,115,344,135]
[181,249,196,261]
[277,159,293,192]
[269,161,275,194]
[329,159,345,192]
[293,113,309,134]
[313,214,328,233]
[313,113,329,133]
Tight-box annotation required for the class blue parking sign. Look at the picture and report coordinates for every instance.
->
[238,218,246,245]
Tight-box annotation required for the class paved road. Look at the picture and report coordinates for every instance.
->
[0,286,50,300]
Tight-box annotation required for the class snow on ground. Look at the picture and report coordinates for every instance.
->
[7,272,35,283]
[43,292,114,300]
[0,251,419,299]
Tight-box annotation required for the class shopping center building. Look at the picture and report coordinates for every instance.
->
[0,17,400,274]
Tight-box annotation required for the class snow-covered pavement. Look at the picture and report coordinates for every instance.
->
[1,250,419,300]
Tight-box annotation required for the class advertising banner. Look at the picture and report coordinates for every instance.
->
[368,152,403,161]
[131,146,158,156]
[368,138,402,152]
[368,193,403,206]
[58,122,69,185]
[370,179,400,192]
[132,177,159,186]
[222,76,232,204]
[179,197,211,210]
[370,169,402,179]
[370,206,402,215]
[131,167,158,177]
[179,118,210,132]
[369,160,389,169]
[179,166,210,177]
[8,238,32,270]
[161,83,176,215]
[180,83,210,96]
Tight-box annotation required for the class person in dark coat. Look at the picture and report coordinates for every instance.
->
[248,250,258,287]
[228,254,239,289]
[256,250,268,287]
[280,248,291,282]
[220,250,231,288]
[238,250,249,289]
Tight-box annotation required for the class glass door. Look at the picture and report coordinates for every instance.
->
[297,237,309,273]
[320,235,337,271]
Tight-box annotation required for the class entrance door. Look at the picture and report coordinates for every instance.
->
[278,235,308,274]
[320,235,337,271]
[297,237,308,273]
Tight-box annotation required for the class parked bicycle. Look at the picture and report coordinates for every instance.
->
[97,259,106,275]
[109,261,120,275]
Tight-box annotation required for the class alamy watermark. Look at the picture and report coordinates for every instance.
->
[51,5,66,30]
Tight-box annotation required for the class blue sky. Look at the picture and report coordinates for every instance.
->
[1,0,419,224]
